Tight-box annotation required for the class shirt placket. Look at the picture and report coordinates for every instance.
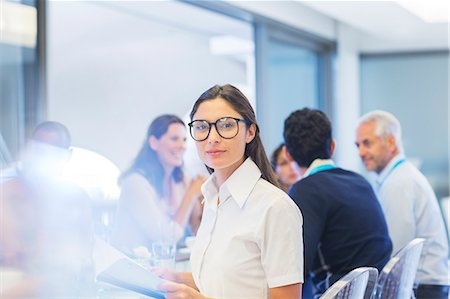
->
[196,199,219,290]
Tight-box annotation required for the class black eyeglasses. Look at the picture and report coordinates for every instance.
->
[188,117,248,141]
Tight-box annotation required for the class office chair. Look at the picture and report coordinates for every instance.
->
[374,238,425,299]
[320,267,379,299]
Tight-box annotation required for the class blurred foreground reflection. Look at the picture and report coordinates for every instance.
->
[0,122,95,297]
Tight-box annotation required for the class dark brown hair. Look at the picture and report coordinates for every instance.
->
[270,143,284,170]
[190,84,279,187]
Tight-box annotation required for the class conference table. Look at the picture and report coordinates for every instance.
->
[1,251,191,299]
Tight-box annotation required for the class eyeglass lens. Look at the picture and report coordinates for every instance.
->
[190,118,240,141]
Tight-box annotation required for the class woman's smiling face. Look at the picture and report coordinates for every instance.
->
[192,97,255,178]
[150,122,186,170]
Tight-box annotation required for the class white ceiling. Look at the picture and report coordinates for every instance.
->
[300,1,449,52]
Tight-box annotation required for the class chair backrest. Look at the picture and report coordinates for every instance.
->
[320,267,379,299]
[439,197,450,246]
[374,238,425,299]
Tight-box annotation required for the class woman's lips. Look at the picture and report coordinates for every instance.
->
[206,149,226,157]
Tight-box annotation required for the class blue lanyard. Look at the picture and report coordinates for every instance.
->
[309,164,336,176]
[378,159,406,188]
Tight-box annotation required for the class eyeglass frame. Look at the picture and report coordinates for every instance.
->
[187,116,250,141]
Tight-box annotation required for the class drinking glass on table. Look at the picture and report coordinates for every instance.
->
[152,241,176,269]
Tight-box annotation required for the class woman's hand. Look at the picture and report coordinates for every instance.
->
[159,281,208,299]
[173,175,205,232]
[152,270,198,290]
[151,267,179,282]
[187,175,206,199]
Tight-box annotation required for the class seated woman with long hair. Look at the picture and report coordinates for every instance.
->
[112,115,204,254]
[270,143,301,193]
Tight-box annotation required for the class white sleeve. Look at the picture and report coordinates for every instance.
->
[258,195,304,288]
[411,176,449,283]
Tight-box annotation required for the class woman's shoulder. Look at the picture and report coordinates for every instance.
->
[254,178,297,207]
[121,172,156,192]
[249,179,302,225]
[119,172,160,206]
[256,178,286,194]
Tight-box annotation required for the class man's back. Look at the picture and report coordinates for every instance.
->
[289,167,392,294]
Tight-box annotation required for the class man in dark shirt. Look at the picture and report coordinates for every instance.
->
[283,108,392,297]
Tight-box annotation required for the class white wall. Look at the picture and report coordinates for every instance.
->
[47,1,252,170]
[333,24,361,171]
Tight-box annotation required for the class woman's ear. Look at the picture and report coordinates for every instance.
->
[148,135,159,151]
[245,123,257,144]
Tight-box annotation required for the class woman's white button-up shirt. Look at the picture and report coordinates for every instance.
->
[190,158,304,298]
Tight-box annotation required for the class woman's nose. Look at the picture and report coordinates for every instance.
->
[207,125,221,143]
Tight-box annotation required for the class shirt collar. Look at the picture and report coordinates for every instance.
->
[302,158,335,178]
[376,153,406,185]
[201,158,261,209]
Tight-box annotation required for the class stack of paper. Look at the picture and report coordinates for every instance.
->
[93,238,165,299]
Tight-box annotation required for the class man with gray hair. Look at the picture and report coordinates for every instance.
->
[355,110,449,299]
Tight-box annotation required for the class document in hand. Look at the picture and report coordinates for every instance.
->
[93,238,165,299]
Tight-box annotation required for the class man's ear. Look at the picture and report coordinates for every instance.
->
[148,135,159,151]
[245,124,257,144]
[330,139,336,157]
[283,145,293,162]
[386,135,397,153]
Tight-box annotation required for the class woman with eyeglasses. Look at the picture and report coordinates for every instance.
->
[155,85,304,299]
[112,114,205,255]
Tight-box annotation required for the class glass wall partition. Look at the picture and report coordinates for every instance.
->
[263,38,320,153]
[255,24,334,154]
[0,0,42,166]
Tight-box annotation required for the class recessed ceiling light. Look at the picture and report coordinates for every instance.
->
[395,0,449,23]
[0,1,37,47]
